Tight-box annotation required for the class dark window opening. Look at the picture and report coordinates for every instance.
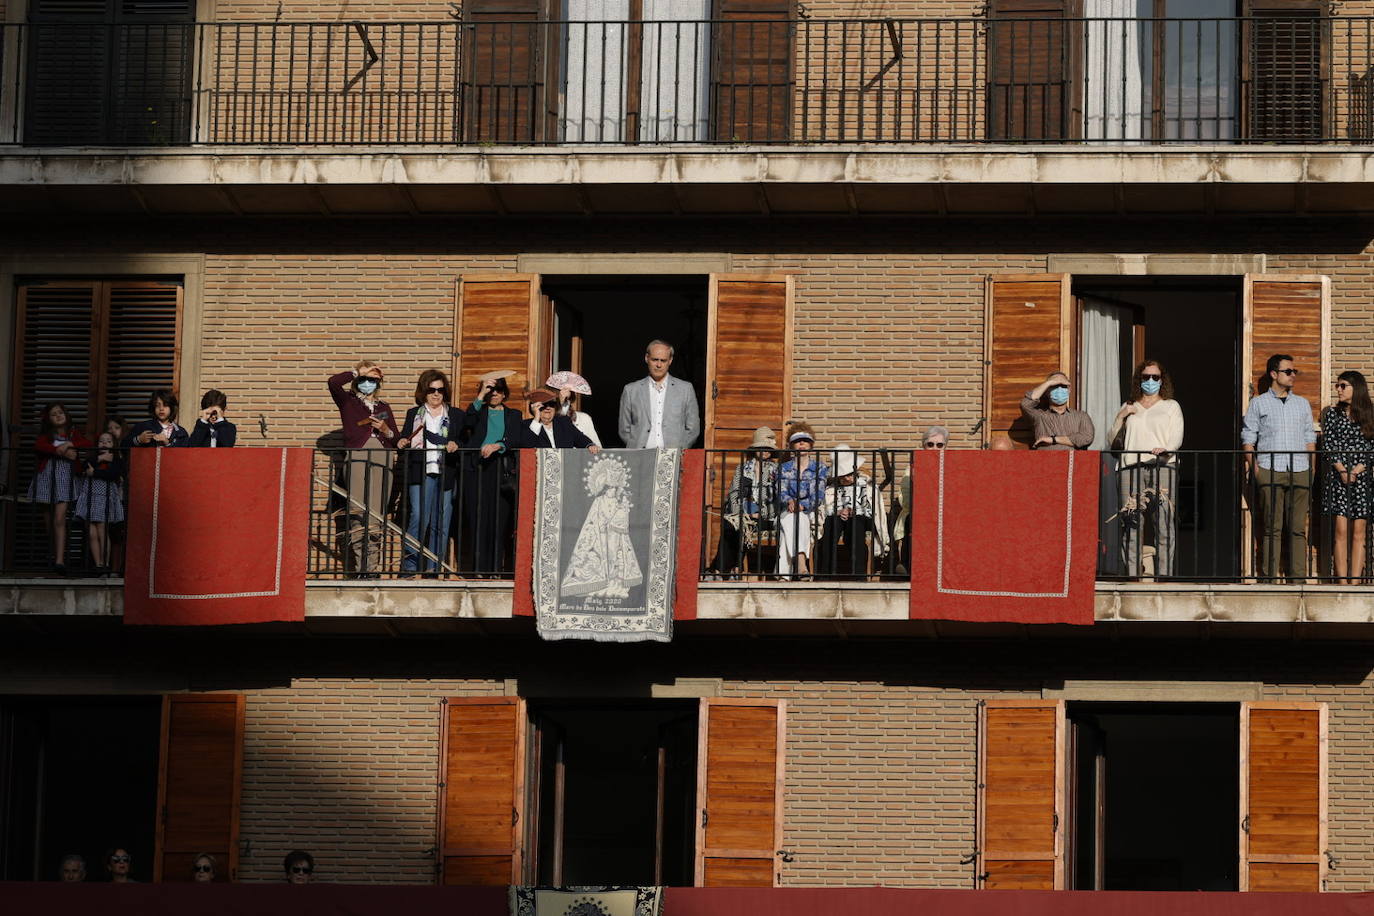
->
[0,696,161,882]
[527,701,698,886]
[541,275,708,448]
[1068,702,1239,891]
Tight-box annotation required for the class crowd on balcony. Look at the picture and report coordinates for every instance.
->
[8,341,1374,584]
[54,847,317,884]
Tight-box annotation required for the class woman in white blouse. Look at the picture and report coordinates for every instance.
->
[1110,360,1185,578]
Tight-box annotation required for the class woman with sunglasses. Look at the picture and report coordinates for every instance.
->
[191,853,217,883]
[1321,371,1374,582]
[283,849,314,884]
[395,369,463,577]
[104,847,134,883]
[1109,360,1184,578]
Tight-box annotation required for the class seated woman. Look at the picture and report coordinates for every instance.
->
[775,422,828,579]
[395,369,463,577]
[459,373,525,576]
[124,389,189,449]
[814,444,888,579]
[519,390,602,451]
[709,426,780,579]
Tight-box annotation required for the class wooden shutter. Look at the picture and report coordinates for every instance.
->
[987,0,1076,141]
[462,0,549,143]
[454,275,551,407]
[154,694,245,883]
[983,274,1074,447]
[711,0,793,142]
[1242,275,1330,423]
[977,699,1065,890]
[102,280,183,425]
[1243,1,1328,141]
[695,698,785,887]
[705,275,793,453]
[1240,702,1327,892]
[438,697,528,885]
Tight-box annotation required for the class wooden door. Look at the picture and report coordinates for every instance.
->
[986,0,1077,140]
[438,697,528,885]
[984,275,1074,447]
[454,275,551,407]
[154,694,244,882]
[461,0,549,142]
[711,0,793,142]
[977,699,1066,890]
[1240,702,1327,892]
[695,698,785,887]
[1242,275,1330,422]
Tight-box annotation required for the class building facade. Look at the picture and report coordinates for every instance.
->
[1,0,1372,897]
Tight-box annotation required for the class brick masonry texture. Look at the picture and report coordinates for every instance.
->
[3,217,1373,449]
[4,634,1374,889]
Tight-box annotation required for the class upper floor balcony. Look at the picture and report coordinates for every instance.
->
[0,13,1368,150]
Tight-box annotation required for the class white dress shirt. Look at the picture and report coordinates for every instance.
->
[645,378,667,449]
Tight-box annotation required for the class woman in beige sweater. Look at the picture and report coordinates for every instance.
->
[1110,359,1185,578]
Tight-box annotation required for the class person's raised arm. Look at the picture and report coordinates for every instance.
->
[327,370,356,409]
[1068,412,1095,449]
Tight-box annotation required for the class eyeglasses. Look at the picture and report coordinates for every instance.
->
[110,855,130,864]
[1336,382,1352,390]
[194,865,213,873]
[428,386,447,394]
[290,865,313,874]
[1277,368,1300,376]
[1140,373,1162,381]
[923,441,946,449]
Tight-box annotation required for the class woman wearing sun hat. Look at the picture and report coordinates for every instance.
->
[546,370,602,447]
[708,426,780,578]
[775,421,828,579]
[815,444,888,578]
[459,369,525,576]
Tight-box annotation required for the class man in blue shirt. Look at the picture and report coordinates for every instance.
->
[1241,354,1316,582]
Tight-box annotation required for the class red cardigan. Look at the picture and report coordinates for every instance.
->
[35,430,91,473]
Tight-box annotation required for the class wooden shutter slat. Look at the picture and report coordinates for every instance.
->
[1240,702,1327,892]
[983,275,1073,447]
[1242,275,1330,424]
[454,275,547,407]
[438,697,527,886]
[977,699,1065,890]
[695,698,785,887]
[154,694,245,883]
[711,0,792,142]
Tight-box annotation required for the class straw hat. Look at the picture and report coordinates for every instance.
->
[748,426,777,450]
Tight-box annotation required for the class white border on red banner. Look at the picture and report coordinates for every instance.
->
[935,448,1074,598]
[147,447,287,599]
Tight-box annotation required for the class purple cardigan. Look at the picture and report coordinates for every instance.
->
[328,371,400,449]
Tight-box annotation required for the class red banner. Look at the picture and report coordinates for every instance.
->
[909,450,1098,625]
[124,448,310,626]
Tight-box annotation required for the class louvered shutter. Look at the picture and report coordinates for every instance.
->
[1242,275,1330,423]
[454,275,550,406]
[705,275,792,452]
[110,0,196,145]
[1240,702,1327,892]
[438,698,527,885]
[1243,1,1328,141]
[983,275,1074,447]
[977,699,1066,890]
[695,698,785,887]
[987,0,1074,140]
[461,0,548,142]
[154,694,245,883]
[24,1,113,145]
[102,280,183,427]
[711,0,792,141]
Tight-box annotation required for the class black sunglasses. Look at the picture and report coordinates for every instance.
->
[1277,368,1300,376]
[110,855,130,864]
[291,865,313,874]
[427,385,447,393]
[1140,373,1161,381]
[924,441,946,449]
[194,864,213,873]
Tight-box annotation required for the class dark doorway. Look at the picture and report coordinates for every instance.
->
[1075,277,1243,579]
[541,276,709,448]
[0,696,161,881]
[1068,702,1239,892]
[528,701,698,886]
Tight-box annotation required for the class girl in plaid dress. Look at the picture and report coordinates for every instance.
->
[75,431,127,577]
[28,403,90,574]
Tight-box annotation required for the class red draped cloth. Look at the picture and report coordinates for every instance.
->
[124,448,310,626]
[909,449,1099,625]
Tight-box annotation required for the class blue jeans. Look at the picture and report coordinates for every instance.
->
[403,475,453,573]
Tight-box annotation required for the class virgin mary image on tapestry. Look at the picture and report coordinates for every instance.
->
[533,449,680,642]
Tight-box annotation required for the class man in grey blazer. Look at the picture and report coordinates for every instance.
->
[618,339,701,448]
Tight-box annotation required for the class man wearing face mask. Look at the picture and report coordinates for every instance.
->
[1021,371,1095,450]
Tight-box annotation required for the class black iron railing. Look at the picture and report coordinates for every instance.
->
[0,17,1371,146]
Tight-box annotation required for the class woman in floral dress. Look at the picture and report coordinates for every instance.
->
[1321,370,1374,583]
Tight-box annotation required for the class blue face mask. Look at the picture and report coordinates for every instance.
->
[356,378,379,395]
[1141,378,1162,396]
[1049,386,1070,406]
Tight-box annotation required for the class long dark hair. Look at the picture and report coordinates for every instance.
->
[1338,370,1374,438]
[39,402,73,437]
[1127,359,1175,403]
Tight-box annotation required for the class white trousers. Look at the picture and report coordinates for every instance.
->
[776,510,816,576]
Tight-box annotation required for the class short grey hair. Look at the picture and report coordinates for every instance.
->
[923,426,950,444]
[645,339,675,358]
[61,854,86,876]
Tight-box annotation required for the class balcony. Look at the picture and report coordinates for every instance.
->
[0,16,1368,148]
[2,447,1372,633]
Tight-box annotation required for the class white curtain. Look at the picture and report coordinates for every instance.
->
[561,0,710,142]
[1079,297,1130,451]
[1082,0,1149,141]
